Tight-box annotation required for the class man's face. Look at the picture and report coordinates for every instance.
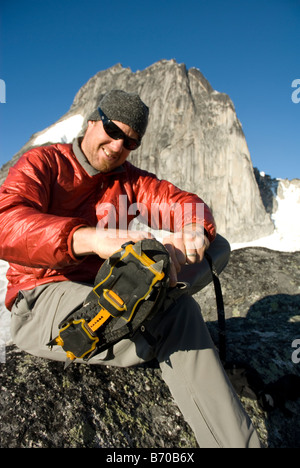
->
[81,119,139,173]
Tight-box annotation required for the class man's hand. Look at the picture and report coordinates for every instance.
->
[72,226,153,260]
[72,225,210,288]
[162,225,210,287]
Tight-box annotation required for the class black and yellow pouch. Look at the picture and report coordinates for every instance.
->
[47,238,170,367]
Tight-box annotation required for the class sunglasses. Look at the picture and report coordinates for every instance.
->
[97,107,141,151]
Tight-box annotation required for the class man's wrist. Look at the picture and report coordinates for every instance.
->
[72,226,96,257]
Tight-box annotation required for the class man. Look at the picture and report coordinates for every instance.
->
[0,90,260,448]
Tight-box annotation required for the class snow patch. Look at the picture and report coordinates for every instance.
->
[0,260,11,358]
[33,114,84,146]
[231,179,300,252]
[271,180,300,240]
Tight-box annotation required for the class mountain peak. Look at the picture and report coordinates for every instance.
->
[0,61,274,242]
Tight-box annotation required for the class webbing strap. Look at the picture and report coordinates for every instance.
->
[205,252,226,364]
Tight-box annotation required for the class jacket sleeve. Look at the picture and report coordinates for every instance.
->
[125,164,217,242]
[0,148,89,268]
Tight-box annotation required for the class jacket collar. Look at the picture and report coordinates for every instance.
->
[72,137,125,177]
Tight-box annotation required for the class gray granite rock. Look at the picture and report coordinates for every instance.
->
[0,247,299,448]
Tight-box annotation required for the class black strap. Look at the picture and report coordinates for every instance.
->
[205,252,226,364]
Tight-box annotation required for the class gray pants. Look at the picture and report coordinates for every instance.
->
[10,236,261,448]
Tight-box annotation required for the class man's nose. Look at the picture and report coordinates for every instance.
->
[108,138,124,153]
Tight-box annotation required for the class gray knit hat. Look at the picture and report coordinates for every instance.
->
[88,90,149,138]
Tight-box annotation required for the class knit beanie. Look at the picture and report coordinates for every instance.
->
[88,90,149,138]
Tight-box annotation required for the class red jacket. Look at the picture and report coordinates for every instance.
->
[0,140,216,309]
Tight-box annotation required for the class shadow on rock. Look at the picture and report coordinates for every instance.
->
[207,293,300,448]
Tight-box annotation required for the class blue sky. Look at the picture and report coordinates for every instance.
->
[0,0,299,180]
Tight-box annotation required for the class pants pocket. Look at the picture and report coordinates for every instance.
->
[11,290,33,320]
[10,290,34,347]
